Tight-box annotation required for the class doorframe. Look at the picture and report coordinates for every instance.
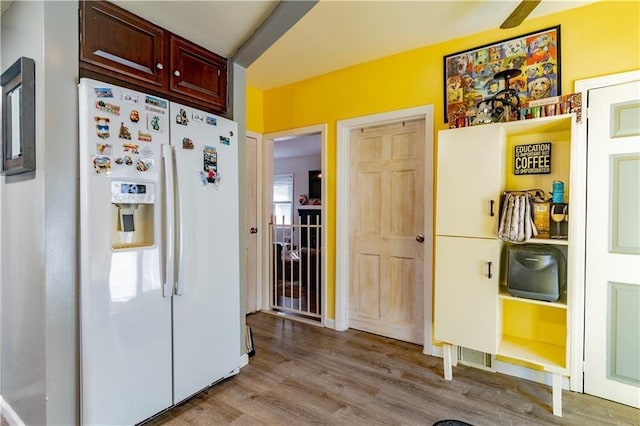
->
[573,69,640,393]
[335,105,434,354]
[246,131,263,313]
[262,124,328,323]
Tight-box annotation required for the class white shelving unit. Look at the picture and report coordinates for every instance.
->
[434,114,576,416]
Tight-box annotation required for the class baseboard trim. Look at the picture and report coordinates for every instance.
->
[239,353,249,368]
[0,395,25,426]
[324,318,335,329]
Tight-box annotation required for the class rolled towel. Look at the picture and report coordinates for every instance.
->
[509,195,521,242]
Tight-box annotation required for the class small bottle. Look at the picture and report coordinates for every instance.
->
[552,181,564,203]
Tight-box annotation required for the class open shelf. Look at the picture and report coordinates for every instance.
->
[525,237,568,246]
[499,288,567,308]
[503,114,573,137]
[498,335,567,374]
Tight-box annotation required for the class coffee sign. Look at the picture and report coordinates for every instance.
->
[514,142,551,175]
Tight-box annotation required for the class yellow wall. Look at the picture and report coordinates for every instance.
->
[251,1,640,319]
[247,85,264,133]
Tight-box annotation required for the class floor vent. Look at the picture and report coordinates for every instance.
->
[457,346,495,372]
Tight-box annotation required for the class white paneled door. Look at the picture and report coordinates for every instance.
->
[584,79,640,408]
[349,119,425,344]
[245,135,259,314]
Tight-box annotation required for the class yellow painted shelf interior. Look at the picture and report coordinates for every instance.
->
[499,297,567,373]
[504,115,572,197]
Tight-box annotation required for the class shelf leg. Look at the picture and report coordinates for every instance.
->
[443,343,453,381]
[552,373,562,416]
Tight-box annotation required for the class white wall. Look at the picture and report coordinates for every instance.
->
[1,3,47,424]
[42,2,79,424]
[274,153,321,204]
[0,1,79,425]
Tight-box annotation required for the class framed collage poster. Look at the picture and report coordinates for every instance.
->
[444,26,560,122]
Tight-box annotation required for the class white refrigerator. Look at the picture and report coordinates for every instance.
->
[79,78,242,425]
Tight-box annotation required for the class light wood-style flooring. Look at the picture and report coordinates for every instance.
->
[150,312,639,425]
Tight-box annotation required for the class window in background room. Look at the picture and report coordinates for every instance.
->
[273,173,294,225]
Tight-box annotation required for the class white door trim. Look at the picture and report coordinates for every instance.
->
[573,69,640,393]
[247,131,264,312]
[263,124,328,323]
[336,105,434,355]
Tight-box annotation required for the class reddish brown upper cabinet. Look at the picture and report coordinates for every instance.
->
[80,1,228,114]
[80,1,167,88]
[170,35,227,113]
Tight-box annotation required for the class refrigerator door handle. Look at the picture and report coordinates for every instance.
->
[162,144,176,297]
[174,165,185,297]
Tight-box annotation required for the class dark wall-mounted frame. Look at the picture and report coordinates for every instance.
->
[2,56,36,175]
[443,25,561,122]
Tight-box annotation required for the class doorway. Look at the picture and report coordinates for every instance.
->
[576,71,640,408]
[335,106,434,350]
[263,125,327,323]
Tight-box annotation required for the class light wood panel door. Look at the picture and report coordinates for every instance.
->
[349,119,425,344]
[584,79,640,408]
[245,136,259,314]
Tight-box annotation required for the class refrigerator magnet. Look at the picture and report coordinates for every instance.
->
[95,100,121,116]
[122,92,138,105]
[92,156,111,174]
[145,95,167,110]
[129,110,140,123]
[114,155,133,166]
[135,159,152,172]
[147,113,164,133]
[220,136,230,146]
[176,108,189,126]
[183,137,194,150]
[96,143,112,155]
[138,131,152,143]
[94,87,113,98]
[203,146,218,184]
[118,123,132,140]
[122,143,139,154]
[145,105,165,115]
[95,117,110,139]
[140,146,154,159]
[206,116,217,126]
[192,112,205,123]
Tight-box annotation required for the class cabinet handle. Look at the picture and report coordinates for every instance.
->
[487,261,493,279]
[156,63,164,70]
[174,70,181,77]
[489,200,495,217]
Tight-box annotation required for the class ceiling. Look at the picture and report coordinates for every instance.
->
[1,1,594,90]
[109,0,593,91]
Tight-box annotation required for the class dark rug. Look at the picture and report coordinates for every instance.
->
[433,421,474,426]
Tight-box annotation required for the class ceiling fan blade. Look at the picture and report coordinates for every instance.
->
[501,0,542,29]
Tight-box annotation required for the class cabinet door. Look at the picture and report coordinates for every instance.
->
[80,1,167,88]
[436,125,504,238]
[170,35,227,113]
[434,236,499,354]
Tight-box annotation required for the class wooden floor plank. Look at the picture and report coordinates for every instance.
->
[149,312,640,426]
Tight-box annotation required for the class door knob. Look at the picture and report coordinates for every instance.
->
[416,234,425,243]
[156,63,164,70]
[250,227,258,234]
[174,70,181,77]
